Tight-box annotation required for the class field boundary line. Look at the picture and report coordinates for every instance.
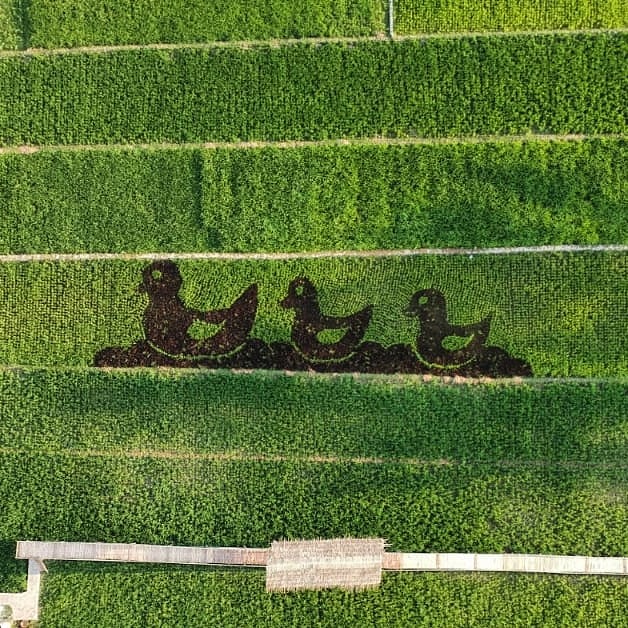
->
[1,133,625,156]
[2,365,626,386]
[0,244,626,263]
[0,447,626,469]
[2,27,627,58]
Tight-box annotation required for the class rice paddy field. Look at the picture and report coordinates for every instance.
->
[0,1,626,626]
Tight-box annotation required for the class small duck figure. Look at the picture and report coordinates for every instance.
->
[406,288,491,367]
[280,276,373,361]
[139,260,258,357]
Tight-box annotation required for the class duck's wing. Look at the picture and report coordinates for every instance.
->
[440,333,474,351]
[322,304,373,331]
[450,313,492,343]
[201,284,259,325]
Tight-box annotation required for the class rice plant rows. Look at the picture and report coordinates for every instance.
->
[201,139,628,252]
[0,454,626,555]
[1,139,626,254]
[0,34,625,145]
[1,369,626,466]
[23,0,385,48]
[38,567,628,627]
[396,0,628,35]
[0,370,625,621]
[7,0,628,49]
[0,252,625,375]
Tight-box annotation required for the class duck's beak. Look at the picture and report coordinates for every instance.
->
[405,304,418,316]
[279,295,292,309]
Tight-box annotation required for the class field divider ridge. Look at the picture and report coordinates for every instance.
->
[0,243,626,264]
[2,27,627,58]
[1,447,627,469]
[1,133,624,156]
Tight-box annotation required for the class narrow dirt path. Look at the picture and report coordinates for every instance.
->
[1,446,626,469]
[0,243,626,263]
[1,27,626,58]
[0,132,624,157]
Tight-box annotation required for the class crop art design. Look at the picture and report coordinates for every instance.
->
[94,261,532,377]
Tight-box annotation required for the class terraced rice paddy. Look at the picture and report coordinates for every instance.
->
[0,1,626,625]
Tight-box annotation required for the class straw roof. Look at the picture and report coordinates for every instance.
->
[266,537,385,592]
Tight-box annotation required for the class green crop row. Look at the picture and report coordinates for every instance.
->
[1,139,626,254]
[0,33,625,145]
[0,454,626,554]
[0,1,18,49]
[0,252,625,375]
[1,138,626,254]
[202,139,628,252]
[35,567,628,627]
[396,0,628,34]
[1,369,626,465]
[7,0,628,49]
[23,0,384,48]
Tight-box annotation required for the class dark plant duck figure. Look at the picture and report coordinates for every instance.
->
[280,276,373,361]
[407,288,491,367]
[139,260,258,357]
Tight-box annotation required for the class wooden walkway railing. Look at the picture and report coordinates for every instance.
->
[16,540,628,577]
[380,552,628,575]
[16,540,268,566]
[3,539,626,621]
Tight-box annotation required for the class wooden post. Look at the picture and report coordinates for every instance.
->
[388,0,394,38]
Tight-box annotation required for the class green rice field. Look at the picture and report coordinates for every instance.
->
[0,370,625,623]
[2,369,626,465]
[0,138,626,253]
[37,568,628,627]
[0,34,625,145]
[2,0,627,48]
[0,0,626,625]
[0,252,626,375]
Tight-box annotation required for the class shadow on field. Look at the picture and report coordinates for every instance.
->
[0,542,27,592]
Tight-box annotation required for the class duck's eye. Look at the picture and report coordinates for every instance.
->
[418,296,428,305]
[151,270,163,280]
[295,285,304,296]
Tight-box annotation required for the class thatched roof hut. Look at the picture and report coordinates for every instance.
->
[266,537,386,592]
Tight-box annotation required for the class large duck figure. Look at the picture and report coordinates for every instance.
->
[280,276,373,361]
[406,288,491,367]
[139,260,258,357]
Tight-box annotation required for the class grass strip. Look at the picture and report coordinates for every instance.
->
[0,33,624,145]
[25,0,384,48]
[396,0,628,34]
[1,139,626,254]
[1,369,626,466]
[0,252,625,375]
